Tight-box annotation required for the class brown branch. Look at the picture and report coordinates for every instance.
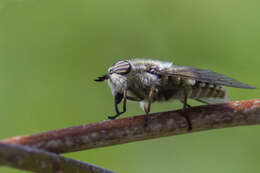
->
[1,99,260,154]
[0,143,116,173]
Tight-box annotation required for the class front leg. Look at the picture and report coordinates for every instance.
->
[107,90,127,120]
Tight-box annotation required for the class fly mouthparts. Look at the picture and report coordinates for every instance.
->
[94,75,109,82]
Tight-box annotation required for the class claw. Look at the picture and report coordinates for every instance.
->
[107,113,123,120]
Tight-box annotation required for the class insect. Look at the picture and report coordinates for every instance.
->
[95,59,256,130]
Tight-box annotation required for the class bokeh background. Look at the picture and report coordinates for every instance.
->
[0,0,260,172]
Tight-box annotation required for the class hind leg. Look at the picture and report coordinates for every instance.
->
[181,93,192,131]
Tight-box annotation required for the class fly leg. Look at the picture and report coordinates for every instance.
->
[144,87,155,127]
[181,93,192,131]
[180,100,191,108]
[108,90,127,120]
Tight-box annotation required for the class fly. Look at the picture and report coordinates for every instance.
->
[95,59,256,130]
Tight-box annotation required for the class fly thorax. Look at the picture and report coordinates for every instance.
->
[127,70,160,96]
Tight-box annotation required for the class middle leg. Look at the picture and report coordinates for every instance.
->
[144,87,155,127]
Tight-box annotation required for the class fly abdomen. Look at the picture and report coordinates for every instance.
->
[190,81,226,99]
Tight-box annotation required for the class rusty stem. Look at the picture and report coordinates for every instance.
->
[0,143,116,173]
[1,99,260,154]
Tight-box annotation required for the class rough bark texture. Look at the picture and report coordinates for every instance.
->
[0,143,116,173]
[1,99,260,154]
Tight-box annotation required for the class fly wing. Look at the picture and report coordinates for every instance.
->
[196,96,231,105]
[161,66,256,89]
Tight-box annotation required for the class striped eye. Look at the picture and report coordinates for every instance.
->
[109,60,131,75]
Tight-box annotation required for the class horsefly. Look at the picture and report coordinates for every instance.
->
[95,59,256,130]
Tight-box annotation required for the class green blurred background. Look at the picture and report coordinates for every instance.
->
[0,0,259,172]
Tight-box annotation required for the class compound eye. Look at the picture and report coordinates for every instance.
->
[109,60,131,75]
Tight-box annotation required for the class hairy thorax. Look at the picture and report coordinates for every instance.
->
[126,71,161,101]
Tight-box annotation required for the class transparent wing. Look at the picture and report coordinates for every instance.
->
[160,66,256,89]
[196,96,231,104]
